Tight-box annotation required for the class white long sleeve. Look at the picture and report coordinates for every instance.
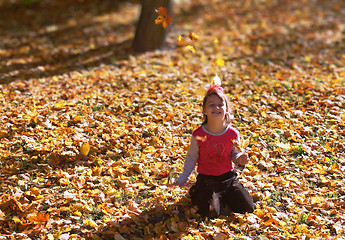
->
[176,136,199,185]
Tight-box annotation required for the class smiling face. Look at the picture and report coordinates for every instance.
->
[203,94,227,121]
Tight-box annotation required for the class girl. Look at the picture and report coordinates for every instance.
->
[175,85,255,218]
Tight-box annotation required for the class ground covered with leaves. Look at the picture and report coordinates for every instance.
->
[0,0,345,239]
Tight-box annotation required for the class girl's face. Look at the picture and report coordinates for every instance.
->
[203,94,227,121]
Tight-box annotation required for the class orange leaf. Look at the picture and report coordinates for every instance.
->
[155,7,172,29]
[27,212,49,223]
[177,35,186,46]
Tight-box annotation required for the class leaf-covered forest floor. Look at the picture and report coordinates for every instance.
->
[0,0,344,239]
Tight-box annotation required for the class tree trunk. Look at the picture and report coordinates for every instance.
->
[132,0,172,52]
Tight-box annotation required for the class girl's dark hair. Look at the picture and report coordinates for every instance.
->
[202,89,232,125]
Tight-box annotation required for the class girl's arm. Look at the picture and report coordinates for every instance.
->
[176,136,199,185]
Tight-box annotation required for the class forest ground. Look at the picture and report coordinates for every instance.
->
[0,0,344,239]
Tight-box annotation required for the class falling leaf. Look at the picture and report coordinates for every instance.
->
[155,7,173,29]
[216,58,225,67]
[189,32,199,40]
[80,142,90,157]
[185,45,196,53]
[177,35,186,46]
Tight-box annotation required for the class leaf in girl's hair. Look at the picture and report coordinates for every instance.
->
[212,75,222,86]
[80,142,90,157]
[155,7,172,29]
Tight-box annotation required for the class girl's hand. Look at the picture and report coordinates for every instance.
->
[236,153,249,166]
[167,178,182,188]
[167,183,180,189]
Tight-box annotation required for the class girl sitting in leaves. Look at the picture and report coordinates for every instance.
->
[174,85,255,218]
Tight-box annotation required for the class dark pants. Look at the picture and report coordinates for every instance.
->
[189,170,255,218]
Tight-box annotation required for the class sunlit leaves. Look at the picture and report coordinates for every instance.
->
[0,0,344,239]
[177,33,199,53]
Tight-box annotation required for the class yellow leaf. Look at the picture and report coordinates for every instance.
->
[28,187,40,196]
[73,210,82,217]
[177,35,186,46]
[92,167,102,176]
[80,142,90,157]
[83,219,97,228]
[185,45,196,53]
[12,216,22,224]
[184,234,194,240]
[254,208,266,218]
[310,196,324,204]
[53,101,64,110]
[189,32,199,40]
[177,35,183,42]
[304,55,311,62]
[59,178,69,185]
[216,58,225,67]
[36,195,44,201]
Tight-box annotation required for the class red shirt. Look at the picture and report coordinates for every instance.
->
[193,126,238,176]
